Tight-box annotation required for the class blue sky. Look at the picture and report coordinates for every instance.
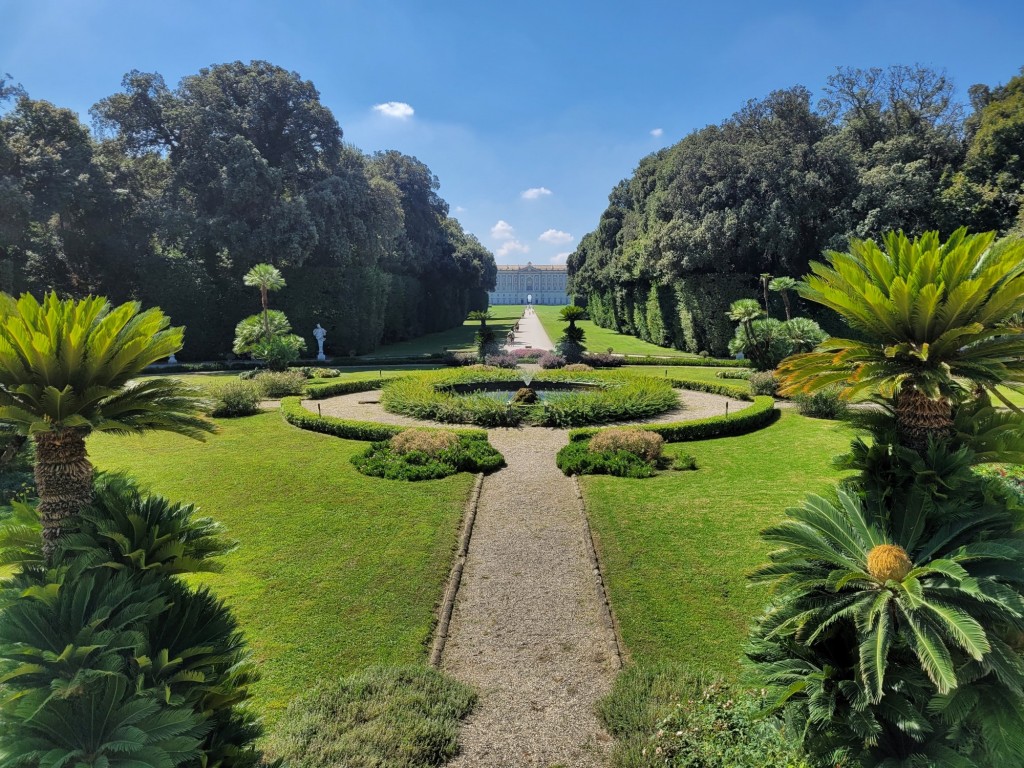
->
[3,0,1023,265]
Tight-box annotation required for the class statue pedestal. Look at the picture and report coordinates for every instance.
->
[317,352,326,361]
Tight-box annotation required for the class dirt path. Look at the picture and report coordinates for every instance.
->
[442,427,618,767]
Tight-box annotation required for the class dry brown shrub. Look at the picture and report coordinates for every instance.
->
[563,363,594,372]
[391,428,460,456]
[588,428,664,461]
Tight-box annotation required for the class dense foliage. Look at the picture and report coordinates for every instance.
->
[570,65,1024,355]
[0,62,496,359]
[748,230,1024,766]
[0,475,263,767]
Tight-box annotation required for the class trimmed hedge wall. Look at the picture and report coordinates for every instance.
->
[280,397,488,442]
[567,396,777,443]
[304,378,396,400]
[667,378,752,401]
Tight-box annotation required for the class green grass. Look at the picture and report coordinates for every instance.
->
[580,411,852,673]
[361,306,524,357]
[621,365,751,393]
[88,413,473,722]
[525,304,699,357]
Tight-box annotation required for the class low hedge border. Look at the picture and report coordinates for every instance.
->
[621,355,751,368]
[567,396,778,443]
[304,377,396,400]
[667,377,752,401]
[280,396,488,442]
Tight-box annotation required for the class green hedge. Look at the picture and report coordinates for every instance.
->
[667,377,752,401]
[568,396,777,443]
[622,355,751,368]
[304,378,396,400]
[280,397,489,442]
[352,434,505,481]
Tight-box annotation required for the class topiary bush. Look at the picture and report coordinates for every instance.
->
[581,352,624,368]
[211,379,262,417]
[539,352,566,369]
[267,665,476,768]
[748,371,780,396]
[589,428,664,462]
[352,433,504,481]
[254,370,307,398]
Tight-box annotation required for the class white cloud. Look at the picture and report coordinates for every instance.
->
[551,252,570,265]
[490,220,515,240]
[455,205,467,213]
[538,229,573,245]
[521,186,553,200]
[373,101,415,119]
[650,127,664,137]
[497,240,530,258]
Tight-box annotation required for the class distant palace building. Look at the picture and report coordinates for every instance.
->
[488,262,570,305]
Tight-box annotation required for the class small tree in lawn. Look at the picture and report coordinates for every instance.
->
[0,293,213,560]
[557,305,587,362]
[469,310,497,361]
[243,263,286,342]
[768,276,798,321]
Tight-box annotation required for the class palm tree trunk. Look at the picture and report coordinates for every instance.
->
[33,428,93,561]
[782,291,792,322]
[261,287,271,342]
[896,386,953,452]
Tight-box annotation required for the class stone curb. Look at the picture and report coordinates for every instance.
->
[573,475,626,668]
[430,472,485,667]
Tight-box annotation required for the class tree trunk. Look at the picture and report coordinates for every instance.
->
[261,287,271,342]
[896,385,953,452]
[34,429,93,562]
[782,291,792,322]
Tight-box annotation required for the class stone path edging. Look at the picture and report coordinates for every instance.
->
[573,475,626,668]
[430,472,485,667]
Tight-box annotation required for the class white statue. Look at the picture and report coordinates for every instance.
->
[313,323,327,361]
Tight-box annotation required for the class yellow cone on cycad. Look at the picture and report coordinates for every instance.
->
[867,544,913,583]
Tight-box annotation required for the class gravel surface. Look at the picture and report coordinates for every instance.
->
[294,385,755,766]
[442,427,617,767]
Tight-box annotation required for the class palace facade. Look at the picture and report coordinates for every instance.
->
[488,262,570,305]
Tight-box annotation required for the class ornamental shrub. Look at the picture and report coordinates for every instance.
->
[352,434,504,480]
[539,353,566,369]
[390,428,460,456]
[564,363,594,372]
[589,428,664,461]
[0,475,263,768]
[254,370,307,398]
[793,387,848,420]
[748,371,780,396]
[715,369,752,380]
[484,353,519,368]
[581,352,624,368]
[211,379,261,417]
[556,440,657,478]
[251,333,305,371]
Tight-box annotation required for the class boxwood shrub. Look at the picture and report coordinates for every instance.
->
[279,397,489,443]
[352,433,505,481]
[556,440,657,478]
[621,355,752,368]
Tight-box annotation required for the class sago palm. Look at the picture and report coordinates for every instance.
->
[769,276,798,321]
[778,229,1024,451]
[750,489,1024,765]
[242,263,286,342]
[0,293,212,559]
[559,305,587,342]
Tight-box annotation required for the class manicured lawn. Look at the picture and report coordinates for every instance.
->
[581,411,852,673]
[88,412,473,722]
[360,305,523,357]
[525,304,699,358]
[621,365,751,393]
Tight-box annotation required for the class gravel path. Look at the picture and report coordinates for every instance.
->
[442,427,617,767]
[504,307,555,352]
[296,385,754,766]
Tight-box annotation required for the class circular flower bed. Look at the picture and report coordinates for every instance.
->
[379,368,679,427]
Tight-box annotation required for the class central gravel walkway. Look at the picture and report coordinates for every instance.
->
[442,427,618,767]
[505,306,555,352]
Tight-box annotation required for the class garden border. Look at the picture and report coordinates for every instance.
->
[568,395,778,443]
[279,396,489,441]
[430,472,484,667]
